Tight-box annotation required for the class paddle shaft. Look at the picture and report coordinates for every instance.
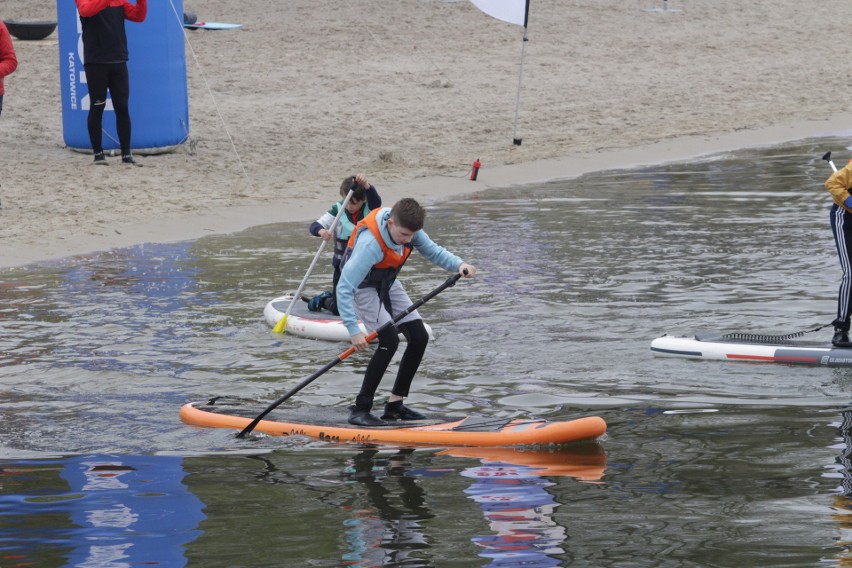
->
[237,272,464,438]
[275,187,357,331]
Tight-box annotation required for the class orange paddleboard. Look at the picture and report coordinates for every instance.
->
[439,445,607,480]
[180,400,606,447]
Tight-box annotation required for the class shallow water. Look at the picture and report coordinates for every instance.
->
[3,137,852,566]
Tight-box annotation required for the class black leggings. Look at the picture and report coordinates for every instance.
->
[85,62,131,155]
[832,203,852,331]
[354,319,430,411]
[325,267,341,316]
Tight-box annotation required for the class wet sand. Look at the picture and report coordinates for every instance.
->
[2,0,851,269]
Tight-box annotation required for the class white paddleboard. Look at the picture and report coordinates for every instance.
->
[184,22,242,30]
[651,332,852,367]
[264,294,433,342]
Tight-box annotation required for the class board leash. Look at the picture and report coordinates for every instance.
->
[719,322,833,344]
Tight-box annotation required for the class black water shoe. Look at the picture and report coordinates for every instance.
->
[93,152,107,165]
[834,329,852,348]
[381,400,426,421]
[308,291,332,312]
[122,155,142,166]
[348,406,386,427]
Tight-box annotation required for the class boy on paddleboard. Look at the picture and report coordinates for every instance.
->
[306,173,381,315]
[337,198,475,427]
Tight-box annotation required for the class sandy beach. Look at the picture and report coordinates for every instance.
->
[1,0,851,269]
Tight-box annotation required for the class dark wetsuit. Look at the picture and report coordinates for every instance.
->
[76,0,147,156]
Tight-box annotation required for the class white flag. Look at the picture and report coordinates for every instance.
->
[469,0,528,27]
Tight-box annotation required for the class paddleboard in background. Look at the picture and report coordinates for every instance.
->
[180,398,607,447]
[264,294,433,342]
[184,22,242,30]
[651,332,852,367]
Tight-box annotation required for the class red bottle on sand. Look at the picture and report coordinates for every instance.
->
[470,158,481,181]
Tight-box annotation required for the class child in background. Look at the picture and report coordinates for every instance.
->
[306,173,381,315]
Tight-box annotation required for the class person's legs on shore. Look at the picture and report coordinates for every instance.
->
[85,64,110,164]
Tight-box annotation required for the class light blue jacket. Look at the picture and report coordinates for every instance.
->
[337,207,463,336]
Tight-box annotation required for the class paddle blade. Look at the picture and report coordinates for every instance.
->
[272,315,288,334]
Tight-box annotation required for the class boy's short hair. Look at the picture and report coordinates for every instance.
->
[340,176,366,202]
[391,198,425,232]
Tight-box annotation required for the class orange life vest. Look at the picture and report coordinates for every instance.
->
[344,208,412,287]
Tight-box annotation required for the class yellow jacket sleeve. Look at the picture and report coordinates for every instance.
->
[826,161,852,211]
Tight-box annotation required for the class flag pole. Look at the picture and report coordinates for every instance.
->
[511,0,530,146]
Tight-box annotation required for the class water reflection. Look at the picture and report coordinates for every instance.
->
[826,409,852,564]
[340,449,433,566]
[337,445,606,567]
[0,454,205,567]
[447,446,605,567]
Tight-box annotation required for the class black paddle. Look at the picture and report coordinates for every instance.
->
[237,271,466,438]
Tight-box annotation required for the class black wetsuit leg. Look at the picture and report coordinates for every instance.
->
[354,325,400,411]
[326,266,341,316]
[85,62,131,155]
[389,319,430,398]
[832,203,852,331]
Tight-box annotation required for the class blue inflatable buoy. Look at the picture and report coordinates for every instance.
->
[56,0,190,153]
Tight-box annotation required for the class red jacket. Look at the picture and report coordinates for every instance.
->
[0,22,18,96]
[75,0,147,64]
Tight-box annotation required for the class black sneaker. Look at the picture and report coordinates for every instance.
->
[348,405,386,427]
[93,152,108,165]
[307,291,332,312]
[834,329,852,348]
[381,400,426,421]
[121,155,142,166]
